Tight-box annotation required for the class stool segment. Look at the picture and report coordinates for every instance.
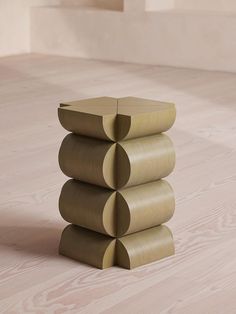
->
[59,179,175,237]
[59,225,116,269]
[58,96,176,269]
[59,96,176,141]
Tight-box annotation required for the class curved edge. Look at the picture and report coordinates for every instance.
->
[116,239,131,269]
[117,226,175,269]
[152,179,175,225]
[155,105,177,134]
[102,191,117,237]
[161,225,175,255]
[58,107,71,133]
[102,115,117,141]
[161,179,176,221]
[59,225,116,269]
[58,180,73,223]
[159,134,176,178]
[116,114,131,141]
[58,134,72,177]
[59,180,115,236]
[116,143,131,189]
[116,192,131,237]
[102,143,117,189]
[164,106,177,132]
[117,104,177,141]
[102,239,117,269]
[163,225,174,238]
[58,224,72,255]
[59,107,117,141]
[162,179,175,196]
[165,134,176,167]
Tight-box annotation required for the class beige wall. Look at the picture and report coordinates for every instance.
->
[0,0,61,57]
[175,0,236,11]
[31,7,236,72]
[2,0,236,72]
[122,0,175,12]
[124,0,145,11]
[61,0,123,10]
[52,0,175,11]
[146,0,175,11]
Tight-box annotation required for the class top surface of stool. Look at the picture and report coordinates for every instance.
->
[59,96,176,141]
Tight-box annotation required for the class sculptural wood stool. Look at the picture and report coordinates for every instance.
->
[58,97,176,269]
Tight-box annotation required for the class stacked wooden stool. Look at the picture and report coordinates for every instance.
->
[58,97,176,269]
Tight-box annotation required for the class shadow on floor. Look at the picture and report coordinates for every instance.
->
[0,224,64,258]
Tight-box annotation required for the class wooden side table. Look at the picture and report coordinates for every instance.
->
[58,97,176,269]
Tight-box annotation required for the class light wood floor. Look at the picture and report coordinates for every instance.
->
[0,54,236,313]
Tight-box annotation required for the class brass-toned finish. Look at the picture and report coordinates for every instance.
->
[59,179,175,237]
[59,224,174,270]
[117,180,175,236]
[59,225,116,269]
[59,97,117,141]
[116,225,175,269]
[59,96,176,141]
[117,97,176,141]
[59,133,175,189]
[59,180,116,236]
[117,134,175,188]
[58,96,176,269]
[59,134,116,189]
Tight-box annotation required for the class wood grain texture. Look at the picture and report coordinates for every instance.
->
[117,134,175,188]
[59,133,175,189]
[59,133,116,188]
[59,180,116,236]
[59,225,116,269]
[59,224,174,270]
[117,225,174,269]
[117,97,176,141]
[59,179,174,237]
[58,96,176,141]
[117,180,175,236]
[0,54,236,313]
[59,97,117,141]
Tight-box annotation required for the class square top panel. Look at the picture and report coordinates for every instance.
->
[59,97,176,141]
